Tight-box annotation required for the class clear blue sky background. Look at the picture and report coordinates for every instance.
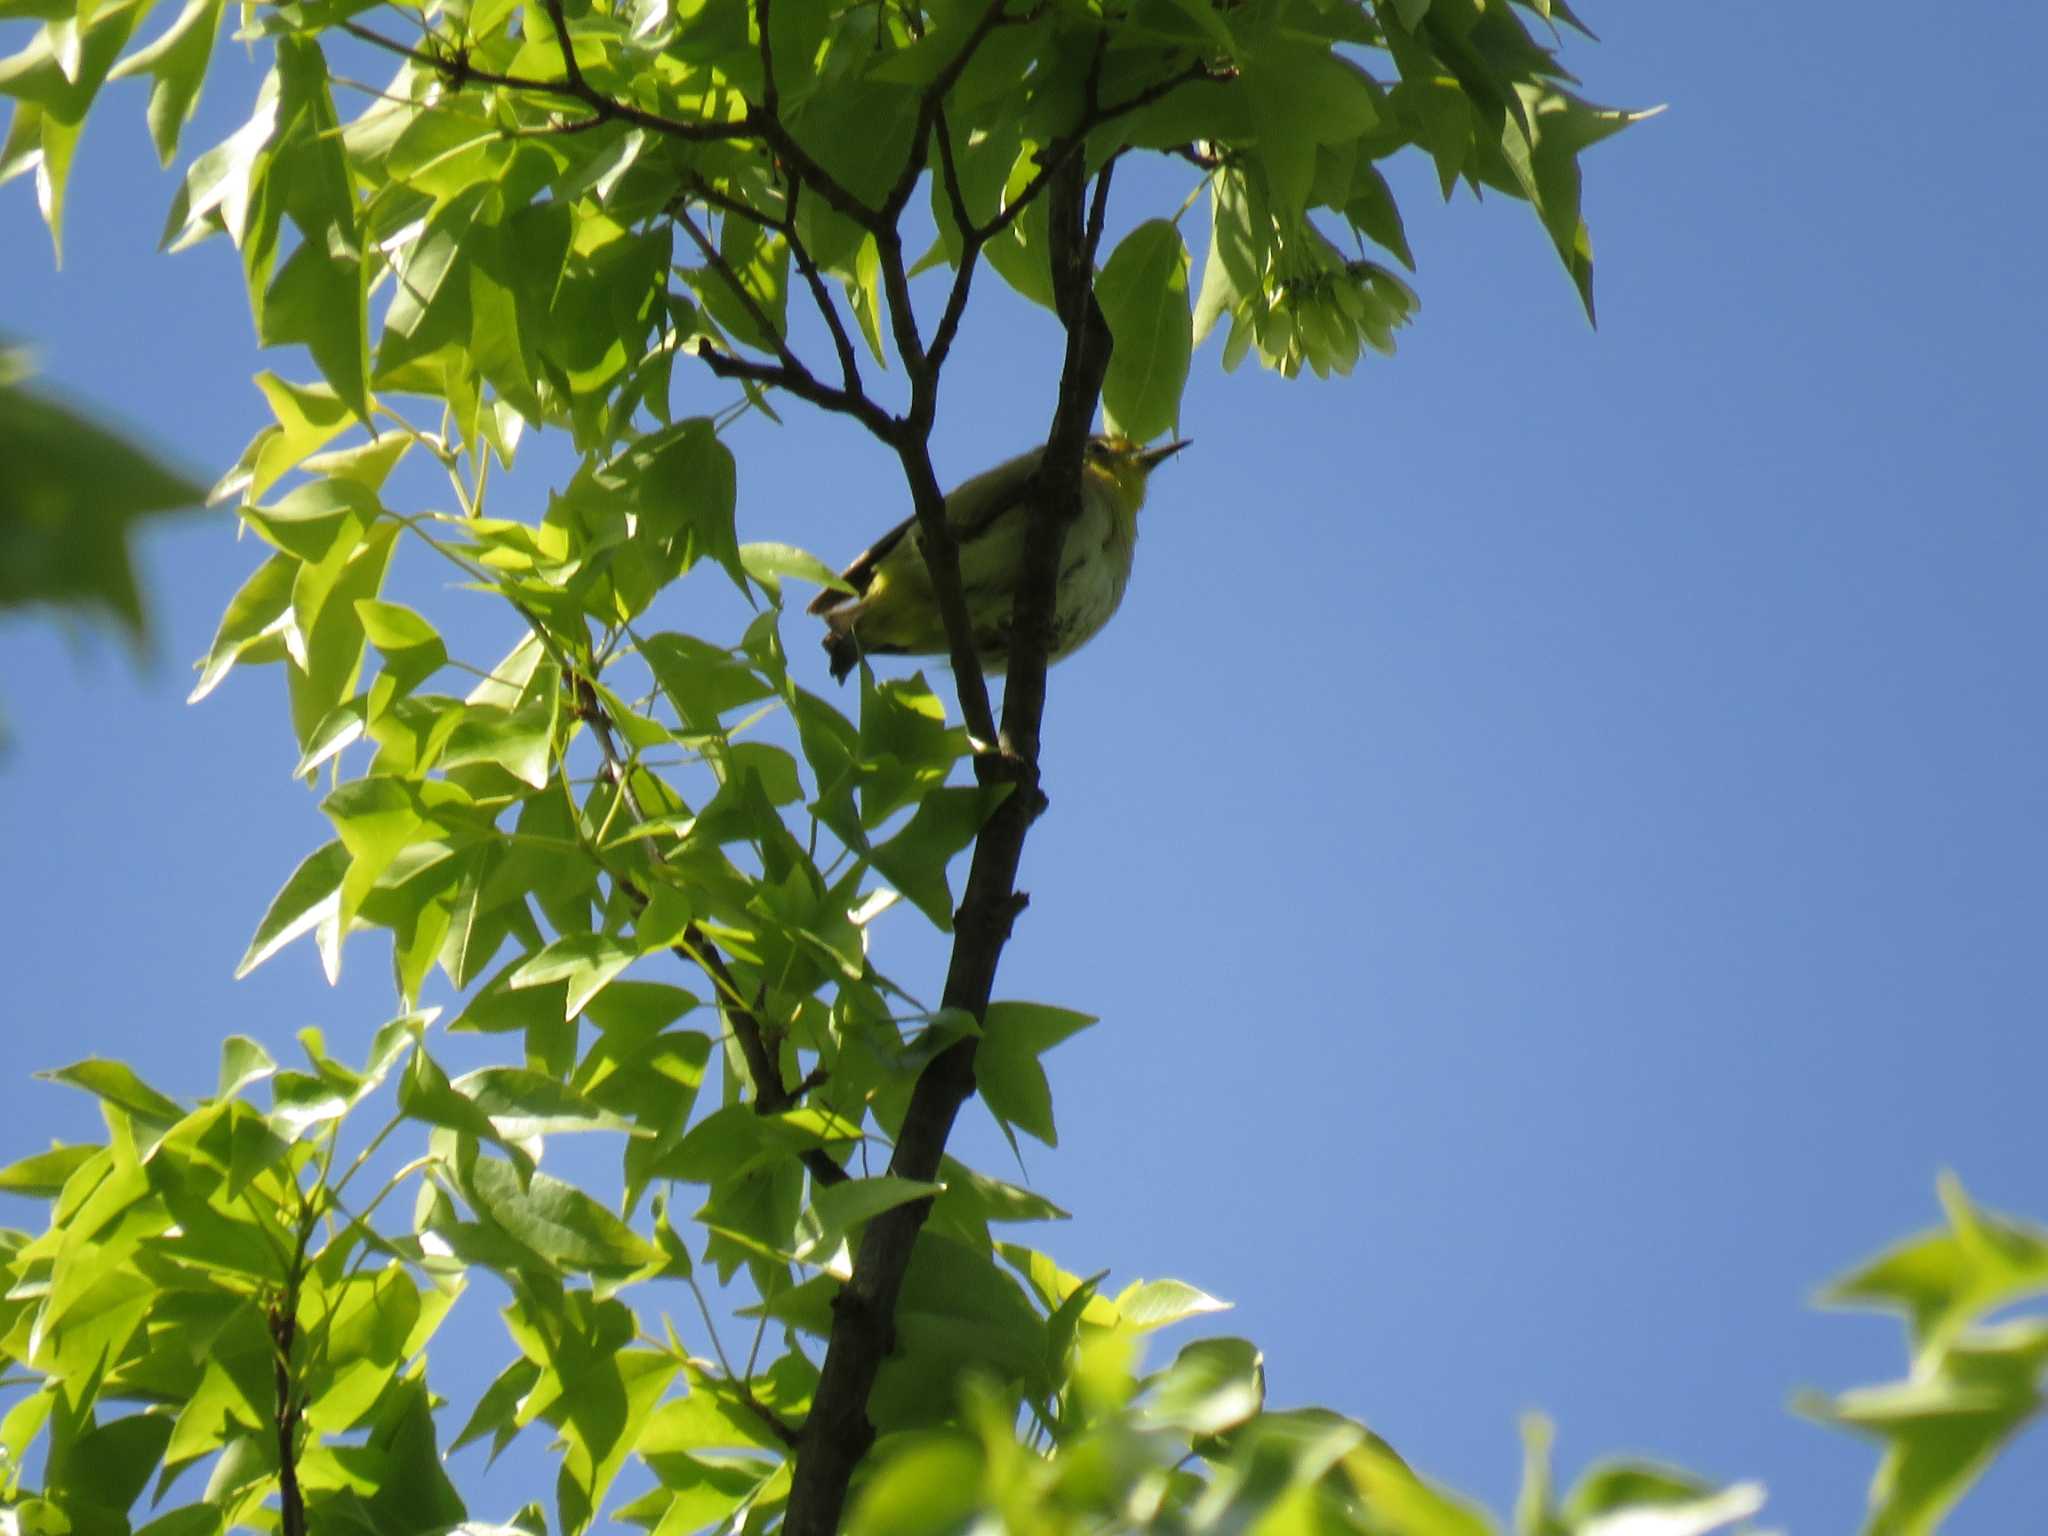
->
[4,4,2044,1531]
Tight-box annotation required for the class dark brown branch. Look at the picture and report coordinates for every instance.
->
[671,202,809,381]
[859,217,1003,745]
[966,60,1228,248]
[879,0,1017,221]
[271,1299,305,1536]
[884,430,1002,749]
[690,337,895,437]
[334,19,758,143]
[681,173,786,231]
[924,108,981,376]
[1085,156,1117,265]
[745,107,884,233]
[739,1381,801,1447]
[270,1213,316,1536]
[671,171,867,404]
[756,0,780,116]
[538,0,590,95]
[784,180,868,398]
[782,128,1115,1536]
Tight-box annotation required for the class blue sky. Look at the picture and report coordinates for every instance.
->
[5,4,2045,1530]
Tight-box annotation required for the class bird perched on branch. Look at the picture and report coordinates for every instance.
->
[809,434,1189,682]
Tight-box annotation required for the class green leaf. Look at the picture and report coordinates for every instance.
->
[321,772,477,938]
[269,1069,349,1140]
[1114,1276,1231,1332]
[980,143,1056,311]
[450,1067,640,1139]
[803,1176,944,1261]
[188,551,296,702]
[442,698,556,790]
[624,417,745,595]
[857,672,967,830]
[40,1058,185,1127]
[1821,1174,2048,1352]
[869,784,1008,930]
[450,1356,542,1463]
[257,38,371,422]
[1143,1337,1265,1436]
[1559,1459,1764,1536]
[401,1048,537,1187]
[510,931,637,1019]
[134,1507,225,1536]
[356,597,447,718]
[661,1102,854,1185]
[1098,219,1193,445]
[362,1376,469,1534]
[237,838,349,981]
[106,0,225,164]
[457,1142,661,1275]
[1800,1320,2047,1536]
[845,1434,984,1536]
[217,1035,277,1100]
[1346,161,1416,270]
[974,1000,1095,1148]
[695,217,789,356]
[740,540,850,605]
[290,519,399,748]
[925,1155,1067,1245]
[0,1142,100,1197]
[218,375,354,507]
[869,1231,1050,1426]
[0,368,201,645]
[0,0,149,255]
[553,1347,680,1533]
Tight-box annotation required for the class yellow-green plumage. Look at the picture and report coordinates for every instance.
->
[810,435,1187,682]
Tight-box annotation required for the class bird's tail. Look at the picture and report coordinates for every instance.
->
[822,613,861,683]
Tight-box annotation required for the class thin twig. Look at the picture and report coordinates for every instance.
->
[784,179,868,398]
[924,107,981,377]
[334,18,758,143]
[687,1273,801,1446]
[538,0,589,94]
[671,201,806,379]
[570,678,850,1188]
[690,337,895,437]
[879,0,1016,220]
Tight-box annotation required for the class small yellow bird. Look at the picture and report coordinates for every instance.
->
[809,435,1189,682]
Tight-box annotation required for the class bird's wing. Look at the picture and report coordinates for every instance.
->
[806,515,912,616]
[805,447,1041,617]
[940,446,1041,543]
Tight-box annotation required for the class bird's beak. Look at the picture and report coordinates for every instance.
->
[1141,439,1191,471]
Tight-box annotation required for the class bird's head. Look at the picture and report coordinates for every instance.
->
[1084,435,1190,508]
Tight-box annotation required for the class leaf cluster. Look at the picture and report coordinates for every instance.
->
[15,0,1970,1533]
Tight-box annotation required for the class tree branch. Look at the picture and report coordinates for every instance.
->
[966,60,1228,248]
[924,107,982,377]
[782,116,1116,1536]
[862,221,1005,747]
[745,106,885,232]
[270,1298,305,1536]
[671,202,811,383]
[538,0,590,95]
[879,0,1020,221]
[269,1213,316,1536]
[784,179,869,400]
[568,676,850,1188]
[689,336,895,437]
[672,169,864,397]
[333,19,759,144]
